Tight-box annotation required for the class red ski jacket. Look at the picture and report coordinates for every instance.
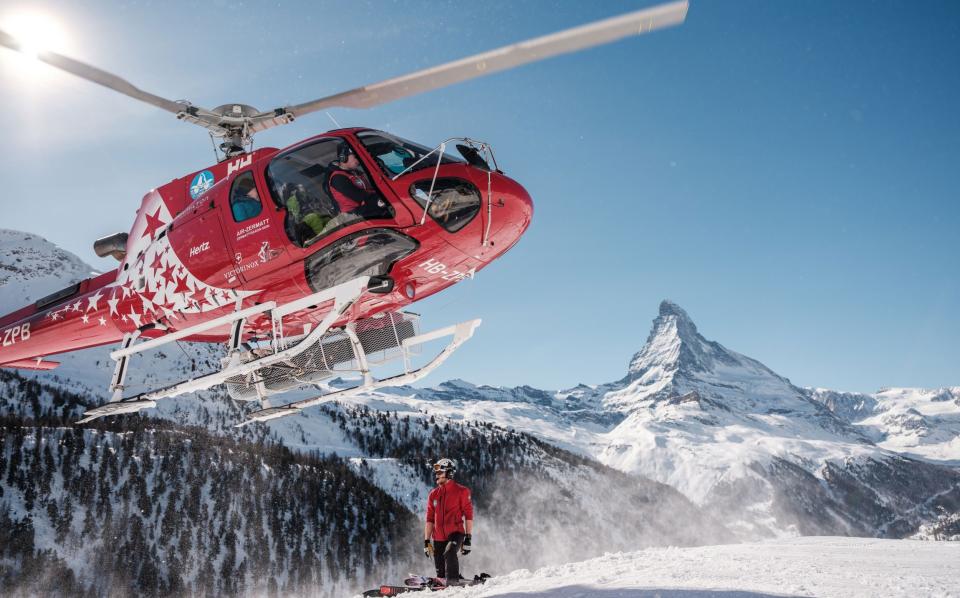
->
[426,480,473,541]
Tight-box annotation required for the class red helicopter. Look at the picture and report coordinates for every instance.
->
[0,2,687,425]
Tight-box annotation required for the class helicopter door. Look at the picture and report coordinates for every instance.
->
[167,195,239,288]
[218,169,292,285]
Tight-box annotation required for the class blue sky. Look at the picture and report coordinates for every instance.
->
[0,1,957,393]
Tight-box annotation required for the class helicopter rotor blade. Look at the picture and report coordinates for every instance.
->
[0,29,182,113]
[281,0,687,121]
[1,1,687,147]
[0,28,230,133]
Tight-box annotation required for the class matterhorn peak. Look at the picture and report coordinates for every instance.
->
[628,300,708,372]
[655,299,701,341]
[600,301,802,416]
[658,299,691,319]
[626,300,743,382]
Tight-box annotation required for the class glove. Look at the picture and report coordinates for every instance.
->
[424,540,433,558]
[461,534,472,555]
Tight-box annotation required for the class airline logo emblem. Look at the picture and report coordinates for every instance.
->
[189,170,215,200]
[227,155,253,176]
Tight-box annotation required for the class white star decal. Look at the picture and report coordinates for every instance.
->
[71,301,82,312]
[98,316,107,326]
[107,296,120,316]
[86,290,103,312]
[128,309,142,328]
[51,311,62,321]
[153,287,170,309]
[81,314,90,324]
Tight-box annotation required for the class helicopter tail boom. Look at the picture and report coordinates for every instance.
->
[0,271,123,370]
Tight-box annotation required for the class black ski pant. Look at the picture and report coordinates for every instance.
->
[432,532,465,580]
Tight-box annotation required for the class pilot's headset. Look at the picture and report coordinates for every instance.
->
[337,141,354,163]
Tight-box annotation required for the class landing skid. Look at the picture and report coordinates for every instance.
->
[239,319,480,425]
[77,276,480,425]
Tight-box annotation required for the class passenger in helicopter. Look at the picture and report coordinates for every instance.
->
[282,182,331,240]
[328,142,392,219]
[231,175,263,221]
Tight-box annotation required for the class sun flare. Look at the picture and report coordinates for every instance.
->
[3,11,68,59]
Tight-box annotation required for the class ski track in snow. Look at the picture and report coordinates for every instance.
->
[368,538,958,598]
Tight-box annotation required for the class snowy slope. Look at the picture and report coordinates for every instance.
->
[0,229,96,315]
[386,537,959,598]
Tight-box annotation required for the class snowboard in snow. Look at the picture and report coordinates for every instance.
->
[363,573,490,596]
[363,586,420,597]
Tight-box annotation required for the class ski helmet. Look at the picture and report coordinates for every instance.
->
[433,458,456,477]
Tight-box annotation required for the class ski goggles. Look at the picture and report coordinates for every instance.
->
[433,463,452,474]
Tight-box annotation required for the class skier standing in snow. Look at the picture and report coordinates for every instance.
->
[424,458,473,584]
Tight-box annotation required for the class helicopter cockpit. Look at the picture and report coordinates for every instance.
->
[265,137,396,248]
[355,130,463,177]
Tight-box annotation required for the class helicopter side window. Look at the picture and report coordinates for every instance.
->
[409,178,481,233]
[230,172,263,222]
[266,138,394,248]
[357,130,462,178]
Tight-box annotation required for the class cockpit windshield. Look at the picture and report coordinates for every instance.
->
[265,138,394,248]
[357,130,463,178]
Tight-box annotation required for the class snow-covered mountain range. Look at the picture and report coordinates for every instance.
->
[1,229,958,596]
[808,386,960,465]
[355,302,960,538]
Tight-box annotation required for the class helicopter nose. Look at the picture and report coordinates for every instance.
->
[513,184,534,230]
[491,177,533,250]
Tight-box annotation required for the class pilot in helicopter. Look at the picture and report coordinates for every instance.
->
[328,141,391,219]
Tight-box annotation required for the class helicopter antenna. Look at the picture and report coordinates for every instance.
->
[208,132,222,163]
[325,111,343,129]
[0,1,687,151]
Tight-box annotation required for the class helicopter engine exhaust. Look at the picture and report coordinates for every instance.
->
[93,232,129,261]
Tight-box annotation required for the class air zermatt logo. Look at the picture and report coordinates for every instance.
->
[189,170,215,200]
[227,155,253,176]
